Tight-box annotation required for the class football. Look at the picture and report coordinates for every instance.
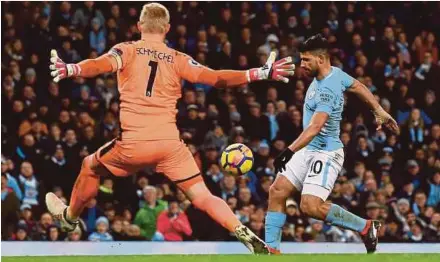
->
[220,143,254,176]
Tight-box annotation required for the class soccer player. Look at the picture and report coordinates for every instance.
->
[265,34,399,254]
[46,3,295,254]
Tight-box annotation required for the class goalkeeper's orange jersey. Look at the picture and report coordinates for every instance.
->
[107,39,210,141]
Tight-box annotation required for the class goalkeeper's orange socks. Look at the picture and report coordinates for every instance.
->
[68,155,100,220]
[192,194,241,232]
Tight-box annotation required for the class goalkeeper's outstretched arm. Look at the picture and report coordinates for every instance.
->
[49,50,115,82]
[180,52,295,88]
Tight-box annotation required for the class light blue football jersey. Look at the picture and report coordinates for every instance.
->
[303,66,354,151]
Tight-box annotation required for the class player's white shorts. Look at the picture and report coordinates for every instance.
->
[279,147,344,201]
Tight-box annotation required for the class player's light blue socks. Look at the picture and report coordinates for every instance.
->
[325,204,367,233]
[265,211,286,250]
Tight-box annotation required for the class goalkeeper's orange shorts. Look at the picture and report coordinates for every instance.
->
[95,139,202,190]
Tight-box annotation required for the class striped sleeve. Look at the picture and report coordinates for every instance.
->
[107,42,134,71]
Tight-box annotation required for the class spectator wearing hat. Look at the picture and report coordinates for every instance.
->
[365,202,381,220]
[178,104,207,145]
[11,224,31,241]
[18,203,37,234]
[88,216,113,241]
[156,200,192,241]
[89,17,106,55]
[285,198,305,226]
[257,34,279,57]
[134,186,168,240]
[305,219,326,242]
[403,160,423,190]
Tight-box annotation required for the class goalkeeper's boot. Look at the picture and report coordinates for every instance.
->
[235,225,270,255]
[362,220,381,254]
[45,192,78,232]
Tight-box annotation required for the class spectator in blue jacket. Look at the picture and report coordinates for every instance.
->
[89,17,106,54]
[88,216,113,241]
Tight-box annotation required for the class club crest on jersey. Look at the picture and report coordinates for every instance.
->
[188,59,201,67]
[308,89,316,99]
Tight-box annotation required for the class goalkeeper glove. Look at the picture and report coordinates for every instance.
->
[49,49,81,83]
[247,51,295,83]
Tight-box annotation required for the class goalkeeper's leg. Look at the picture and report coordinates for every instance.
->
[46,153,103,231]
[182,180,269,254]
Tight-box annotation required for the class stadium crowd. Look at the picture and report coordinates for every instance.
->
[1,1,440,243]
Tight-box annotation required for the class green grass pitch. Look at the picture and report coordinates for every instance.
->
[2,254,440,262]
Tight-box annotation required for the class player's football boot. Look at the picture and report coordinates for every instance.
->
[362,220,381,254]
[45,192,78,232]
[267,246,281,255]
[235,225,270,255]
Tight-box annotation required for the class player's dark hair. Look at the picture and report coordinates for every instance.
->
[298,34,329,55]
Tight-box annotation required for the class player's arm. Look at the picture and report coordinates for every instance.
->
[273,112,329,174]
[179,52,295,88]
[49,44,133,82]
[274,86,337,173]
[291,112,328,152]
[347,79,399,134]
[49,50,114,82]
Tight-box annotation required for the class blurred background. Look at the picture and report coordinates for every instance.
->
[1,1,439,243]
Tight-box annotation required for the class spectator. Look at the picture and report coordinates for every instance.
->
[1,1,439,243]
[35,212,54,240]
[110,218,126,241]
[81,198,104,233]
[97,177,115,208]
[11,224,31,241]
[46,225,61,241]
[156,200,192,241]
[1,173,20,240]
[18,203,37,234]
[134,186,168,240]
[125,224,146,241]
[426,171,440,208]
[88,216,113,241]
[18,161,40,207]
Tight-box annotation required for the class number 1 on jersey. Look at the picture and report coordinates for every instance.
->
[146,61,158,97]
